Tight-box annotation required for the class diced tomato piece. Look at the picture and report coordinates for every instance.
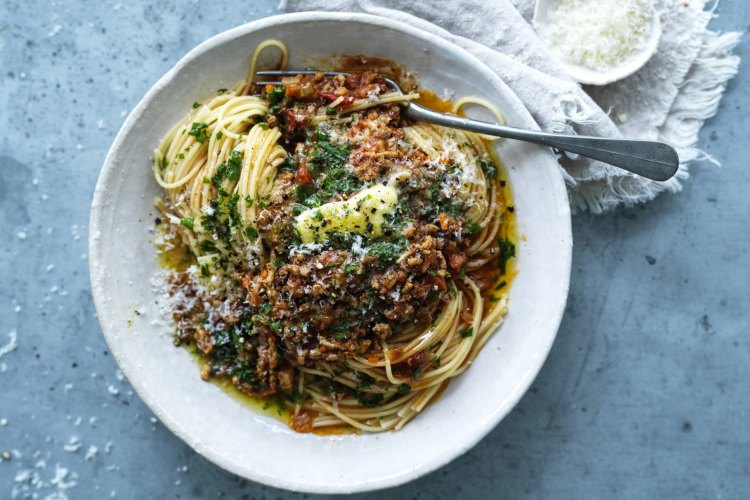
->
[290,411,313,433]
[318,91,354,105]
[448,252,467,271]
[285,83,301,98]
[295,160,313,186]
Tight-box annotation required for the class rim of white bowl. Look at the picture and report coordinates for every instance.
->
[89,11,572,493]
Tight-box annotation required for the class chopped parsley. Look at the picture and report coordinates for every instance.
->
[256,196,270,209]
[243,225,258,239]
[480,159,497,179]
[355,391,384,408]
[319,164,359,198]
[179,218,194,231]
[189,122,209,144]
[312,138,351,166]
[303,192,323,208]
[459,326,474,338]
[212,149,243,187]
[498,237,516,274]
[296,184,318,205]
[419,176,463,220]
[269,320,283,333]
[366,238,408,263]
[266,86,285,104]
[277,156,297,173]
[199,190,243,250]
[467,222,482,235]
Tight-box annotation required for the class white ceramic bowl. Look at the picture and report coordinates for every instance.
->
[89,12,572,494]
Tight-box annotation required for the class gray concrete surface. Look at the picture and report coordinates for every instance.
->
[0,1,747,498]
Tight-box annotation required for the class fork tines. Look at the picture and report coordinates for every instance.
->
[254,69,348,86]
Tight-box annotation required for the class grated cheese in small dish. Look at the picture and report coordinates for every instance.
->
[533,0,661,85]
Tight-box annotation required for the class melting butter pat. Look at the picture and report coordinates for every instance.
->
[295,184,399,243]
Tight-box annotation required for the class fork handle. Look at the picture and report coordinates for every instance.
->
[404,103,679,182]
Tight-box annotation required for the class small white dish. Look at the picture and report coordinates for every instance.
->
[533,0,662,86]
[89,12,572,493]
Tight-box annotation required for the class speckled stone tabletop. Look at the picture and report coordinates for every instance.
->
[1,1,748,498]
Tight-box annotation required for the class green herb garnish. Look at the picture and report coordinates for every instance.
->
[480,159,497,179]
[396,384,411,395]
[243,225,258,239]
[189,122,209,144]
[459,326,474,338]
[212,149,243,187]
[366,238,408,263]
[498,237,515,274]
[267,86,285,104]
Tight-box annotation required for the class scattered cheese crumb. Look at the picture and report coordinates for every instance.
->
[84,445,98,461]
[0,331,18,359]
[63,436,81,453]
[48,24,63,37]
[50,463,78,491]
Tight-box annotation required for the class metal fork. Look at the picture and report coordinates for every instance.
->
[256,70,679,181]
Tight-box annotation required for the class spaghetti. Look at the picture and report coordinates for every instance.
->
[153,41,516,432]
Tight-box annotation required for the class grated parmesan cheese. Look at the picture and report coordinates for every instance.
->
[535,0,654,71]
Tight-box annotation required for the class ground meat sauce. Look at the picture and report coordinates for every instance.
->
[169,72,482,400]
[242,225,450,365]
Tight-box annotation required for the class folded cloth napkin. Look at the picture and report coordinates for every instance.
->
[281,0,740,213]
